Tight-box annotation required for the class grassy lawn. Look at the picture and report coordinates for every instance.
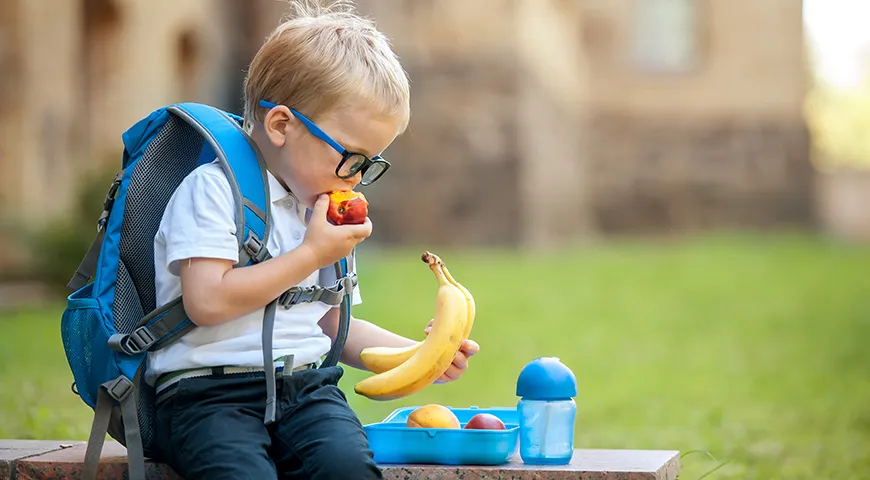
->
[1,232,869,479]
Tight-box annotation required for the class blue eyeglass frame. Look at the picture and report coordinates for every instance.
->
[259,100,390,185]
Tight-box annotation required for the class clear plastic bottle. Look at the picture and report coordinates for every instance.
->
[515,357,577,465]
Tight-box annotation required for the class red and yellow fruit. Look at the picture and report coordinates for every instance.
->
[327,190,368,225]
[463,413,506,430]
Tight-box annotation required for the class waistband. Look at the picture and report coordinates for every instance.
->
[155,357,321,404]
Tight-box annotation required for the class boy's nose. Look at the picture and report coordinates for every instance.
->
[346,170,363,187]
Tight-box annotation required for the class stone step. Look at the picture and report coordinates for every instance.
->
[0,440,84,480]
[3,440,680,479]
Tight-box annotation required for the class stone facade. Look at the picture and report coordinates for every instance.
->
[354,0,591,247]
[0,0,813,254]
[363,56,524,247]
[355,0,812,244]
[585,114,814,233]
[0,0,253,224]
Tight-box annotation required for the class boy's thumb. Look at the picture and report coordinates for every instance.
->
[313,194,329,214]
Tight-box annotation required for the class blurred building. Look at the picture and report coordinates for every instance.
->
[0,0,284,222]
[356,0,813,247]
[0,0,285,272]
[0,0,813,264]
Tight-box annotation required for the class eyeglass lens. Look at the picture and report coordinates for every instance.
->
[339,154,387,184]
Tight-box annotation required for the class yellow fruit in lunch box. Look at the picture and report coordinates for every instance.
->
[405,404,460,429]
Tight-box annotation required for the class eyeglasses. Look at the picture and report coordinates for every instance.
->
[259,100,391,186]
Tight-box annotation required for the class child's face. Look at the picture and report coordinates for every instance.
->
[261,101,401,210]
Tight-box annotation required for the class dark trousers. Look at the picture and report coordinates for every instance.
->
[152,365,383,480]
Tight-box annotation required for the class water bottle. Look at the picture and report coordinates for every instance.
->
[515,357,577,465]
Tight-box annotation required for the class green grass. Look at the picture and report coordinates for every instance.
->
[2,232,869,479]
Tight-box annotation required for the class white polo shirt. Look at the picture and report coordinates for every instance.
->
[145,160,360,384]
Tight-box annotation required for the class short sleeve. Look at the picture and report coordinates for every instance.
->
[157,166,240,276]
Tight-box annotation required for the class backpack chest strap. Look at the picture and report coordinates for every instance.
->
[277,274,357,308]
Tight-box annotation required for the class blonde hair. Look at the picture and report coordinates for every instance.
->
[243,0,410,133]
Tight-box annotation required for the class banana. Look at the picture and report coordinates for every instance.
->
[353,252,468,400]
[358,253,476,374]
[443,257,476,341]
[358,341,422,374]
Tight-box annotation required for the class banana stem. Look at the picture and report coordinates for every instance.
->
[422,251,449,285]
[421,251,440,266]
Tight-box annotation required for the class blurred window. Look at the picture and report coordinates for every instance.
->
[631,0,696,73]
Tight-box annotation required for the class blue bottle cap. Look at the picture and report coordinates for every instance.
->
[516,357,577,400]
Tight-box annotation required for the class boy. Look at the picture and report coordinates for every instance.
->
[146,1,479,479]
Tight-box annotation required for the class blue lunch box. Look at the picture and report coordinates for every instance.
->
[363,406,520,465]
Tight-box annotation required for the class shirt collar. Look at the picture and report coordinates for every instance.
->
[266,170,309,222]
[267,170,294,205]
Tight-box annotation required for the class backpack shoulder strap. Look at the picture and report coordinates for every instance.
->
[107,103,273,357]
[169,103,293,424]
[168,103,271,263]
[320,254,354,369]
[80,104,275,480]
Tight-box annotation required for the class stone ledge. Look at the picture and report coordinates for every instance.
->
[0,440,85,480]
[9,441,680,480]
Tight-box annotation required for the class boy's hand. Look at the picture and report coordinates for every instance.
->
[302,194,372,268]
[424,319,480,384]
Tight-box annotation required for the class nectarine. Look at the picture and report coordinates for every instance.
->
[463,413,506,430]
[326,190,368,225]
[406,404,460,429]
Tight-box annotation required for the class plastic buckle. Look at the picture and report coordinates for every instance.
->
[106,376,134,402]
[244,235,264,262]
[97,172,124,232]
[279,286,315,308]
[341,274,357,292]
[103,178,122,211]
[125,326,156,353]
[97,212,109,232]
[278,289,297,308]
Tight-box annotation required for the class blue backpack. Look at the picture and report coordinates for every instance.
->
[60,103,355,480]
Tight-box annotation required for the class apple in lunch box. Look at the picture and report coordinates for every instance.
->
[463,413,506,430]
[326,190,368,225]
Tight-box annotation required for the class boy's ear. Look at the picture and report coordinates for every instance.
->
[263,105,293,147]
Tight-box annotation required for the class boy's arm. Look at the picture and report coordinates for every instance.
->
[181,195,371,326]
[180,246,318,326]
[317,308,415,370]
[319,309,479,382]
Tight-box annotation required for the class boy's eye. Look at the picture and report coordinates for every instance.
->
[338,154,367,177]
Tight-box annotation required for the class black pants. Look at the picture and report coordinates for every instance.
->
[152,365,383,480]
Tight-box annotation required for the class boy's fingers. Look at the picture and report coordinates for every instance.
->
[312,194,329,216]
[451,351,469,371]
[347,218,372,239]
[460,339,480,357]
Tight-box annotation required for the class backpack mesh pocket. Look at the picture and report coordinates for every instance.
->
[61,283,118,408]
